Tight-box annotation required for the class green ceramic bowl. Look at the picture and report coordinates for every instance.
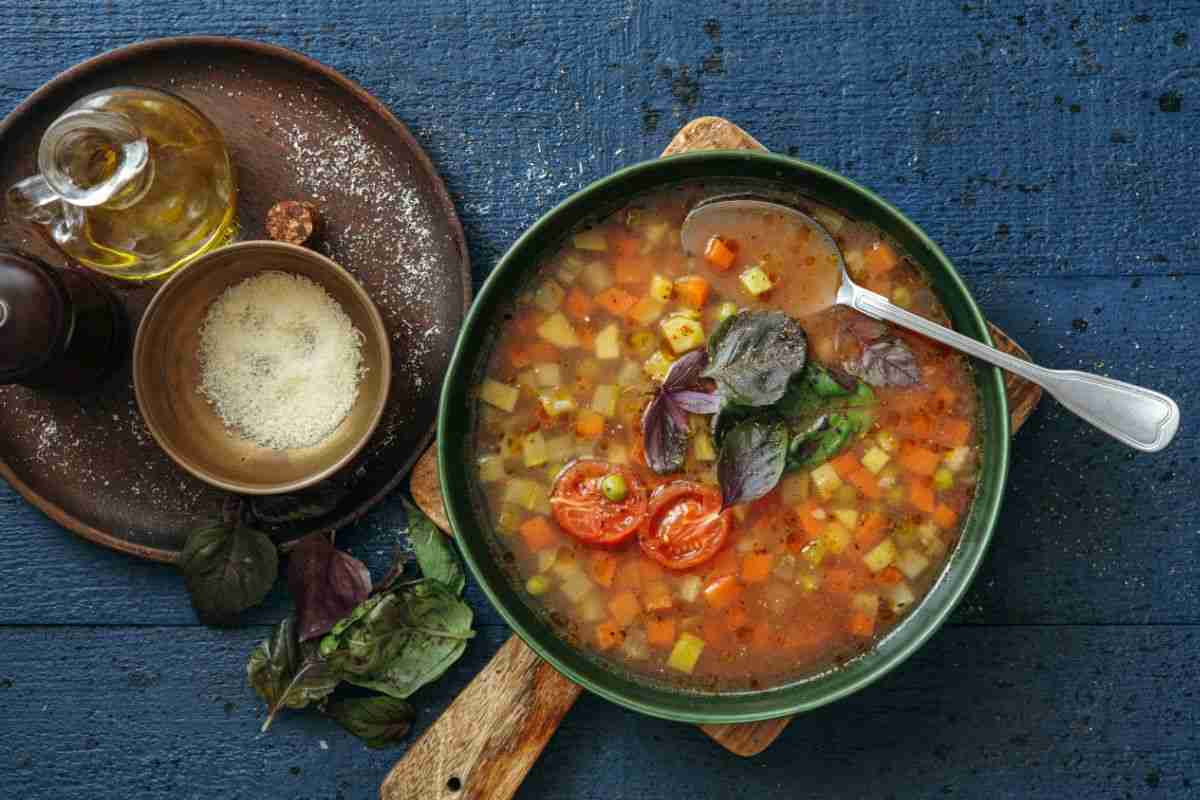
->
[438,152,1009,723]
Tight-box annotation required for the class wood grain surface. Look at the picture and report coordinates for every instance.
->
[2,4,1197,800]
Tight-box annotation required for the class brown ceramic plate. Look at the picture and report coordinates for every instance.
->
[0,37,470,562]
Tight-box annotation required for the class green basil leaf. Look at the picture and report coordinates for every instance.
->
[787,414,855,470]
[775,363,869,418]
[249,483,349,525]
[246,617,340,732]
[702,310,808,407]
[403,499,465,595]
[321,580,474,699]
[179,522,278,624]
[716,417,789,507]
[326,696,415,749]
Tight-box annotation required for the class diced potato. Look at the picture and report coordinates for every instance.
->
[677,575,703,603]
[643,350,676,382]
[863,537,898,573]
[628,297,665,325]
[592,384,619,417]
[944,445,971,472]
[535,549,558,573]
[833,508,859,529]
[666,633,706,673]
[595,323,621,360]
[578,592,606,623]
[739,265,775,296]
[628,330,657,358]
[575,357,602,381]
[529,483,551,515]
[480,379,519,412]
[861,446,891,475]
[810,463,842,499]
[538,388,577,417]
[876,430,900,453]
[550,547,580,577]
[693,430,717,462]
[660,315,706,354]
[533,279,565,312]
[800,539,827,567]
[559,570,593,602]
[515,369,538,390]
[822,522,852,555]
[607,443,629,464]
[845,250,866,279]
[850,592,880,617]
[537,312,580,349]
[835,484,859,505]
[477,454,506,482]
[896,548,930,579]
[573,229,608,251]
[523,431,549,467]
[649,274,674,302]
[532,362,561,387]
[814,207,846,234]
[714,301,738,322]
[498,431,522,459]
[779,474,810,504]
[616,360,644,386]
[885,581,916,613]
[496,505,522,534]
[580,261,613,292]
[544,433,574,462]
[502,478,541,510]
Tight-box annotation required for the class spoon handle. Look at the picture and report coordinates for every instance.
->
[844,284,1180,452]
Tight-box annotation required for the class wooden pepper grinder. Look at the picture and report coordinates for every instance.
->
[0,248,128,392]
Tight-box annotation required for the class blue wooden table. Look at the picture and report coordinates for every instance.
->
[2,2,1197,798]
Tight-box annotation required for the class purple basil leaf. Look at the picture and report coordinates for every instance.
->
[287,533,373,641]
[662,349,709,391]
[716,417,789,508]
[642,394,689,474]
[702,311,808,406]
[848,338,922,387]
[671,390,722,415]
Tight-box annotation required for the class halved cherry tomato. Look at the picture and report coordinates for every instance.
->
[550,459,648,545]
[639,481,731,570]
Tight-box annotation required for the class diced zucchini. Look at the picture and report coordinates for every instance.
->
[595,323,621,360]
[739,265,775,296]
[800,539,827,567]
[496,505,522,534]
[578,592,606,622]
[861,446,891,475]
[933,467,955,491]
[693,430,717,462]
[480,379,519,412]
[535,549,558,573]
[677,574,703,603]
[833,508,859,529]
[643,350,676,382]
[845,250,866,279]
[607,443,629,464]
[944,445,971,472]
[575,357,602,380]
[649,274,674,302]
[573,229,608,251]
[628,330,657,358]
[823,522,852,555]
[537,312,580,349]
[538,388,577,417]
[628,297,665,326]
[533,279,565,312]
[516,369,538,390]
[851,592,880,617]
[498,432,522,459]
[559,570,593,602]
[714,301,738,322]
[863,537,897,573]
[532,362,561,387]
[616,360,644,386]
[523,431,549,467]
[526,575,551,596]
[580,261,613,292]
[885,581,916,613]
[592,384,619,417]
[477,454,506,482]
[544,433,574,462]
[502,478,541,510]
[666,633,706,674]
[896,548,930,579]
[813,207,846,234]
[891,286,913,309]
[810,463,842,499]
[876,430,900,453]
[779,473,810,504]
[660,315,706,354]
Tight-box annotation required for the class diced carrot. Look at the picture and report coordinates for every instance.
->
[703,616,730,651]
[725,605,749,631]
[825,568,855,594]
[750,622,772,650]
[674,275,711,309]
[614,255,648,286]
[610,230,640,261]
[643,580,674,612]
[645,616,676,648]
[595,621,623,650]
[703,574,742,609]
[741,552,774,583]
[854,511,889,550]
[575,409,605,439]
[830,451,862,480]
[897,413,934,440]
[518,516,557,551]
[909,479,936,514]
[638,559,665,583]
[898,443,941,476]
[847,611,876,637]
[878,565,905,585]
[595,287,638,316]
[797,499,827,539]
[704,236,737,271]
[932,503,959,529]
[845,466,882,500]
[508,346,532,369]
[608,590,642,626]
[864,242,898,275]
[590,552,617,588]
[526,341,560,363]
[564,287,594,320]
[576,324,596,349]
[934,386,957,409]
[933,418,973,448]
[706,547,739,579]
[612,562,640,592]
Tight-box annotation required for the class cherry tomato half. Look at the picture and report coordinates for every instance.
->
[639,481,731,570]
[550,459,649,545]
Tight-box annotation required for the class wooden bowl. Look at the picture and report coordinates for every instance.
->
[133,241,390,495]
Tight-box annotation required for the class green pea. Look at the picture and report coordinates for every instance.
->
[601,473,628,502]
[526,575,551,596]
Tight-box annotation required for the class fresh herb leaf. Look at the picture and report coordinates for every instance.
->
[247,617,340,732]
[662,349,709,391]
[402,499,465,595]
[775,363,873,418]
[248,483,349,525]
[642,351,719,474]
[179,522,278,624]
[716,417,789,507]
[787,414,855,469]
[847,338,921,387]
[373,542,411,595]
[325,696,415,749]
[702,310,808,406]
[319,580,474,699]
[287,533,372,641]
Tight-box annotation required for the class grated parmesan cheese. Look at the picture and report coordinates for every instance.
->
[197,271,366,450]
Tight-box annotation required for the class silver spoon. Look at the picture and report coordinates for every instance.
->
[681,199,1180,453]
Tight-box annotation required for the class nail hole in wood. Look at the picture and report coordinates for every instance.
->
[446,777,462,792]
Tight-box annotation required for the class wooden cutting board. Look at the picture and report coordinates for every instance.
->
[381,117,1043,800]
